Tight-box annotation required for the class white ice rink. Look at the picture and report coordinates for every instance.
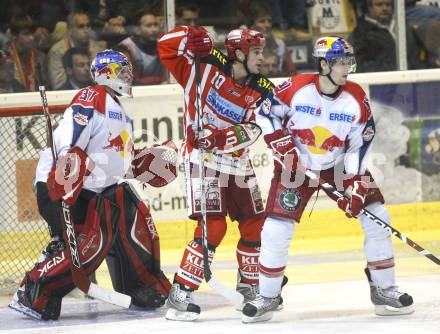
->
[1,273,439,334]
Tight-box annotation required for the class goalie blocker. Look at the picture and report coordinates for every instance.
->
[9,182,171,320]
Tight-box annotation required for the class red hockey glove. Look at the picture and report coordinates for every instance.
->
[188,123,262,153]
[264,129,299,173]
[195,124,223,150]
[337,175,368,218]
[186,26,213,57]
[47,147,95,205]
[130,140,178,187]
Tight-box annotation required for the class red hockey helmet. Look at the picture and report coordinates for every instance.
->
[225,28,265,60]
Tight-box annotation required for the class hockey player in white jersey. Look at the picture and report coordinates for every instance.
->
[241,37,414,323]
[9,50,177,320]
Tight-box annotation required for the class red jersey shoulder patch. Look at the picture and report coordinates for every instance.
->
[275,73,316,106]
[344,80,371,123]
[70,85,106,115]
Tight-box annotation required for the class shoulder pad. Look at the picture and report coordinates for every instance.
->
[70,85,106,115]
[201,48,230,71]
[250,74,274,97]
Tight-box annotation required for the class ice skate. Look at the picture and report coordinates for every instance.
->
[365,268,414,316]
[241,295,280,323]
[165,282,201,321]
[236,273,288,311]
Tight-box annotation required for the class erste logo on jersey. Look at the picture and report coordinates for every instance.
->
[295,105,321,117]
[206,88,245,123]
[329,112,354,123]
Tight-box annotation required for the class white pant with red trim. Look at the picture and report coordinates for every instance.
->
[258,202,396,298]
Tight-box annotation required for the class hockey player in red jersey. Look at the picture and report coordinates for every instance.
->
[241,37,414,323]
[9,50,177,320]
[158,26,275,321]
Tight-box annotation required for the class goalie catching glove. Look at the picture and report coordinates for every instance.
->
[264,128,299,173]
[128,140,178,187]
[47,146,95,205]
[188,123,262,153]
[337,175,369,218]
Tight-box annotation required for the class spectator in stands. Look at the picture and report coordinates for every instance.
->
[424,20,440,68]
[258,0,312,41]
[119,8,167,85]
[176,2,200,27]
[105,0,162,26]
[248,2,296,76]
[261,49,280,77]
[8,15,47,92]
[47,12,104,90]
[99,16,130,48]
[349,0,425,72]
[0,49,26,93]
[58,47,92,90]
[405,0,440,69]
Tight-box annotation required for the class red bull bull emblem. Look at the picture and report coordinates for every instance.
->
[291,126,344,154]
[103,130,134,158]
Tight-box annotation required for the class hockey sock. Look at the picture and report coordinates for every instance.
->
[175,240,214,290]
[259,216,295,298]
[360,202,395,288]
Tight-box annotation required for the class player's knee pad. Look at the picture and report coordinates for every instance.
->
[238,215,265,243]
[360,202,391,239]
[259,216,295,269]
[193,215,227,247]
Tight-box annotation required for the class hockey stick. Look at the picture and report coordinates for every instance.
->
[295,164,440,266]
[193,56,244,305]
[36,64,131,308]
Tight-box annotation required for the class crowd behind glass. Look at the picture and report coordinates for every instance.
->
[0,0,439,94]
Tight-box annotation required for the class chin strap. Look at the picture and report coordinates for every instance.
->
[324,65,339,88]
[243,58,251,76]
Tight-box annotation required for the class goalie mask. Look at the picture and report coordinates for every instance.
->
[90,49,133,97]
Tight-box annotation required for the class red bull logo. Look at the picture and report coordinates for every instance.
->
[103,130,134,158]
[317,39,328,46]
[291,126,344,154]
[97,63,120,78]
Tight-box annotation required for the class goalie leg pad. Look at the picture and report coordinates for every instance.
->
[11,194,119,319]
[105,182,171,308]
[359,202,395,288]
[259,216,295,298]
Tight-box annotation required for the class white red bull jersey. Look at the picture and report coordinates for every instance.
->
[35,85,134,193]
[256,73,375,175]
[158,26,273,175]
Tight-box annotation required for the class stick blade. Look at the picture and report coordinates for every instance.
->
[207,277,244,305]
[88,283,132,308]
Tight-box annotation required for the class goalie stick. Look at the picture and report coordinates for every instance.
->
[36,64,131,308]
[295,164,440,266]
[193,56,244,305]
